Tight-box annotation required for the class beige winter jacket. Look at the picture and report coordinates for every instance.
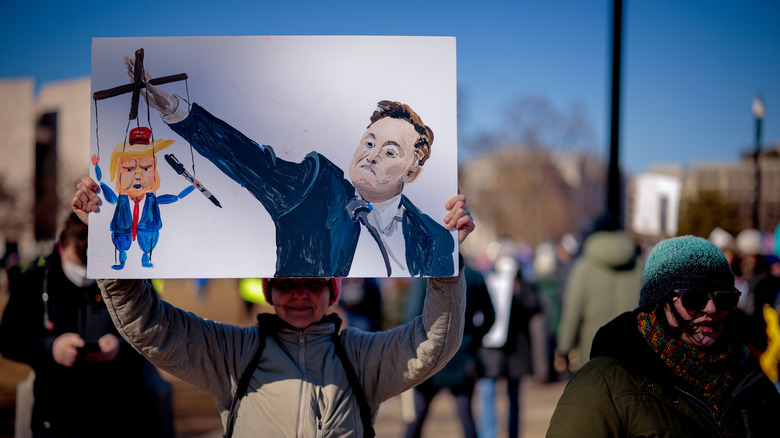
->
[98,270,465,437]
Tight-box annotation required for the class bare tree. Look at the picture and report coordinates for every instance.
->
[459,95,605,251]
[678,189,743,238]
[460,146,604,249]
[502,96,598,153]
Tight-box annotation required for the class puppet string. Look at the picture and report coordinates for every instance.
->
[143,76,157,175]
[123,119,131,153]
[94,98,101,160]
[143,73,161,252]
[184,78,197,179]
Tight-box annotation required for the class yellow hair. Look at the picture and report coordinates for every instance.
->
[109,138,174,181]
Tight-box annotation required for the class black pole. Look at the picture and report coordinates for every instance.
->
[607,0,624,226]
[753,116,762,229]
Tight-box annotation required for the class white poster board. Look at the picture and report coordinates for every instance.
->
[88,36,457,279]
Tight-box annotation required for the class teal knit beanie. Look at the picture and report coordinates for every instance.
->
[639,235,735,311]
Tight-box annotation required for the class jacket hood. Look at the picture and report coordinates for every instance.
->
[582,231,640,270]
[590,309,644,362]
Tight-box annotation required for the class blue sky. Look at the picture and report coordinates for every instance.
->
[1,0,778,174]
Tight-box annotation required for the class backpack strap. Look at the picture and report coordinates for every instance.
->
[324,313,376,437]
[331,327,377,438]
[223,314,274,438]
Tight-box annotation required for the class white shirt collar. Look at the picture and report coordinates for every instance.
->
[366,194,404,236]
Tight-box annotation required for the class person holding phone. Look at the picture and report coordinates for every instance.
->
[546,235,780,437]
[0,213,173,438]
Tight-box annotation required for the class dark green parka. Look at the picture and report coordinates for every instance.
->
[547,309,780,438]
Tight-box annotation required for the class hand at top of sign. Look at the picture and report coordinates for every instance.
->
[124,56,177,116]
[443,193,475,244]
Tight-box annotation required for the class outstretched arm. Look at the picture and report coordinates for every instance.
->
[126,54,312,214]
[91,156,117,205]
[157,185,196,204]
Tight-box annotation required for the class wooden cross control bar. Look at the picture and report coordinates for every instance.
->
[92,48,188,120]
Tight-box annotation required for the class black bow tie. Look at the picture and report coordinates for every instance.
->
[346,198,392,276]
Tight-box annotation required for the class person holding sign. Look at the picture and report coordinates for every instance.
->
[127,56,456,278]
[73,179,473,437]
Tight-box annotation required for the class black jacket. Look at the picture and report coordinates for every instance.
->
[0,248,159,437]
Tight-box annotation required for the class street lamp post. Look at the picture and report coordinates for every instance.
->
[607,0,623,227]
[752,95,765,230]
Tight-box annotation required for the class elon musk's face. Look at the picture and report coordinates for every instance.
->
[349,117,421,203]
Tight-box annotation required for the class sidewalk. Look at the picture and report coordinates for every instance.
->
[373,378,566,438]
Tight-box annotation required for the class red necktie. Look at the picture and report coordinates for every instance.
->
[132,199,140,241]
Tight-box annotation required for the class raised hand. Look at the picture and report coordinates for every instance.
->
[444,193,475,244]
[124,56,177,116]
[71,176,101,225]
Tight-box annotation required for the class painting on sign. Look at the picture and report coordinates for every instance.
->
[88,36,458,279]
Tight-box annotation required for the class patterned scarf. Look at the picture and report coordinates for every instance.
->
[637,311,736,417]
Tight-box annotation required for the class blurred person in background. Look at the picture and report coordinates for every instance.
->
[0,213,172,438]
[402,263,494,438]
[2,243,22,295]
[547,235,780,437]
[708,227,739,268]
[555,213,643,370]
[193,278,209,303]
[764,290,780,392]
[733,229,780,390]
[532,237,576,383]
[735,229,779,319]
[340,278,383,332]
[238,278,270,323]
[477,252,540,438]
[708,227,747,304]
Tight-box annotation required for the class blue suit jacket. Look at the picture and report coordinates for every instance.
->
[110,193,161,235]
[170,103,454,277]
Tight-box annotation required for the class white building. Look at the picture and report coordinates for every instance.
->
[630,171,682,238]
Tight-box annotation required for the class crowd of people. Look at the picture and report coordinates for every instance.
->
[4,209,780,436]
[3,205,780,437]
[2,81,780,435]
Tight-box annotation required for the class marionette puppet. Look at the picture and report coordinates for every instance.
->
[92,49,221,270]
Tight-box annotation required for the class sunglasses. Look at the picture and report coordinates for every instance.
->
[672,289,741,311]
[271,279,329,293]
